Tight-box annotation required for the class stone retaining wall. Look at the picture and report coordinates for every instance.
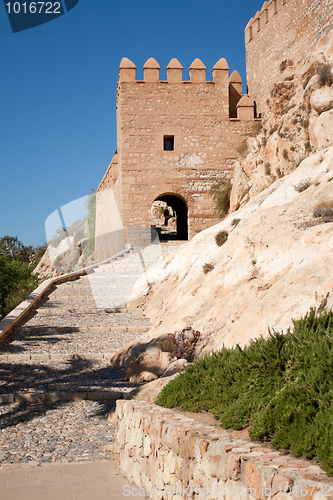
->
[115,400,333,500]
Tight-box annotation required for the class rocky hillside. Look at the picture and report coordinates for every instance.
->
[113,147,333,382]
[113,37,333,382]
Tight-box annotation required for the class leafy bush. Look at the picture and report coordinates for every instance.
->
[265,163,271,176]
[0,236,41,319]
[203,262,214,274]
[215,230,228,247]
[231,218,240,227]
[237,142,248,157]
[317,63,333,87]
[276,167,284,178]
[313,202,333,222]
[209,181,232,217]
[294,179,312,193]
[156,308,333,476]
[251,121,262,136]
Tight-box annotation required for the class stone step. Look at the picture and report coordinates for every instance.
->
[0,390,131,405]
[0,352,116,362]
[12,325,150,334]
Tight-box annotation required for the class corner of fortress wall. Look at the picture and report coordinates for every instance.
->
[245,0,333,115]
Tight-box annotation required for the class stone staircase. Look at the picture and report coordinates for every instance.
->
[0,237,187,404]
[0,237,187,466]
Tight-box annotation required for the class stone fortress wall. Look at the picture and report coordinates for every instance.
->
[98,57,255,240]
[245,0,333,116]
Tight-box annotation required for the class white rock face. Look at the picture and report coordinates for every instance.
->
[229,162,250,212]
[140,147,333,356]
[112,149,333,384]
[310,87,333,114]
[310,109,333,150]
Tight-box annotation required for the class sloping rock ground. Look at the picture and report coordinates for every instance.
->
[113,147,333,374]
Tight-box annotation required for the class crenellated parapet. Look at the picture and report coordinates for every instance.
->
[118,57,254,120]
[245,0,287,44]
[118,57,254,121]
[119,57,232,85]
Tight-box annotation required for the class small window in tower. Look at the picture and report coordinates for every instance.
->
[164,135,174,151]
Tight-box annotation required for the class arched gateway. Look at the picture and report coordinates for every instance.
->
[151,194,188,241]
[97,57,255,241]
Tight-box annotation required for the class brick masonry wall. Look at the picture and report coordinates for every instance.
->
[246,0,333,116]
[116,71,251,239]
[115,400,333,500]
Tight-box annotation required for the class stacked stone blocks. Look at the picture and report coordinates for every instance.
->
[115,401,332,500]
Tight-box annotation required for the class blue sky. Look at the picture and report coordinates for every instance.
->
[0,0,259,248]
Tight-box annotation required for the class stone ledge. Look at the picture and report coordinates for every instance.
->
[0,352,117,362]
[114,400,333,500]
[0,391,125,405]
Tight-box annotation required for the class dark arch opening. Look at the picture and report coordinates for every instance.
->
[151,194,188,240]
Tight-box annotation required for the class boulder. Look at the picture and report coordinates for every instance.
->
[110,328,199,383]
[309,109,333,149]
[161,358,189,378]
[230,162,250,212]
[310,87,333,114]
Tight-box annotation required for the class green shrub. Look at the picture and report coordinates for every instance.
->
[313,202,333,221]
[265,163,271,176]
[283,149,289,160]
[294,179,312,193]
[301,119,310,129]
[203,262,214,274]
[276,167,284,178]
[237,142,249,156]
[215,230,228,247]
[209,181,232,217]
[317,64,333,87]
[156,308,333,476]
[305,141,312,152]
[231,218,240,227]
[251,121,262,136]
[0,236,41,319]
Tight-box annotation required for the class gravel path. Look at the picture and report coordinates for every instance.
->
[0,400,116,465]
[0,272,152,466]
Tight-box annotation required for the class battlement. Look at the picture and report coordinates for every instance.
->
[118,57,233,85]
[245,0,287,45]
[118,57,255,122]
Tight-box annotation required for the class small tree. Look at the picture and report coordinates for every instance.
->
[210,181,232,217]
[0,236,44,319]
